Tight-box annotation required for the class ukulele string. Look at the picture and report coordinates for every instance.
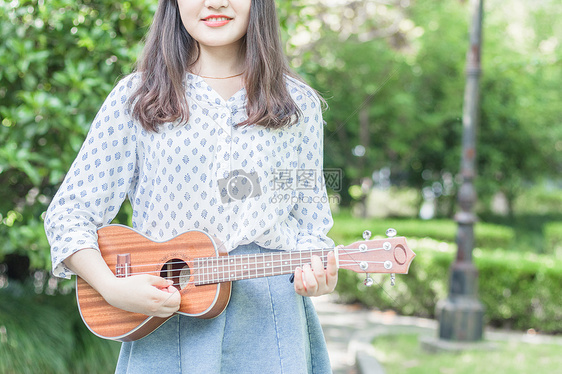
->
[154,260,388,284]
[123,249,390,288]
[193,259,393,286]
[115,246,387,280]
[124,259,390,281]
[116,246,386,271]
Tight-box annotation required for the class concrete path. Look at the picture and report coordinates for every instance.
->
[312,294,434,374]
[312,294,562,374]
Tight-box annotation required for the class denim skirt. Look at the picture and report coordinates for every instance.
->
[114,243,332,374]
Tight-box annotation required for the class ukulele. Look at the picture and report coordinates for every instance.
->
[76,224,415,341]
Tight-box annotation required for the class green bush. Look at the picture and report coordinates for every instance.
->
[477,249,562,332]
[334,240,562,334]
[335,241,451,318]
[544,222,562,257]
[0,0,155,273]
[514,186,562,215]
[329,212,515,250]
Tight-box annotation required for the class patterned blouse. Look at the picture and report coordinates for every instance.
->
[45,73,334,279]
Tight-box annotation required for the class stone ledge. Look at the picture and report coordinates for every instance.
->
[419,336,498,353]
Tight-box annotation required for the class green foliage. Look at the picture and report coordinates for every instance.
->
[544,222,562,257]
[1,0,560,277]
[514,186,562,215]
[329,210,515,250]
[0,1,560,367]
[331,210,562,332]
[300,0,562,212]
[478,185,562,254]
[477,249,562,333]
[1,2,150,365]
[307,32,414,204]
[0,282,120,373]
[334,242,562,334]
[0,286,72,373]
[0,0,155,272]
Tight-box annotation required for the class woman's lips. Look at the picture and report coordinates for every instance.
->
[202,16,232,27]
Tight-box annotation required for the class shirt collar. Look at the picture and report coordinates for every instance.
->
[186,73,247,109]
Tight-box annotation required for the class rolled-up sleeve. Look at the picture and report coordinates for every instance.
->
[289,85,335,250]
[44,76,139,278]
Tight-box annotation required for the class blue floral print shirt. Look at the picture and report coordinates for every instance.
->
[45,73,334,279]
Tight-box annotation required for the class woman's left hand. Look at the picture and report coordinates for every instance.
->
[294,251,338,297]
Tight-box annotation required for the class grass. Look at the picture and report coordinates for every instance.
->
[0,282,121,374]
[372,333,562,374]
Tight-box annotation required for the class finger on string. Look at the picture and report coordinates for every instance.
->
[303,264,318,294]
[159,286,181,310]
[326,252,338,275]
[293,267,306,294]
[310,255,328,289]
[326,251,338,291]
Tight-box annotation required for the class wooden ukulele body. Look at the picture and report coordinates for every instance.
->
[76,225,231,342]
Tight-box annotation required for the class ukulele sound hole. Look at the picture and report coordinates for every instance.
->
[160,259,191,291]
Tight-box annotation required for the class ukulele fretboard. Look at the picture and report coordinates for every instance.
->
[194,249,330,285]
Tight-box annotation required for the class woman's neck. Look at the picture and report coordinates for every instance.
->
[191,44,246,101]
[192,44,245,79]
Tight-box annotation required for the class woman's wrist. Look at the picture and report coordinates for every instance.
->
[64,248,118,297]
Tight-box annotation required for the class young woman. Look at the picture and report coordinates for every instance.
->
[45,0,337,372]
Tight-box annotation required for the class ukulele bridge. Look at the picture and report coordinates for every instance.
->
[116,253,131,278]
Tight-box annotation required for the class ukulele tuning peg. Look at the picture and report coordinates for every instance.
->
[364,274,374,287]
[385,228,397,238]
[390,273,396,286]
[362,230,372,241]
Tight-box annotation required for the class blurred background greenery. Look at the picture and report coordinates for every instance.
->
[0,0,561,372]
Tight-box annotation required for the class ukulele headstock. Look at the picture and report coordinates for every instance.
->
[337,228,415,286]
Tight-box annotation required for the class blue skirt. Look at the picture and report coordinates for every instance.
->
[115,243,332,373]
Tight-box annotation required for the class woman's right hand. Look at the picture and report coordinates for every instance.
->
[64,248,181,317]
[101,274,181,318]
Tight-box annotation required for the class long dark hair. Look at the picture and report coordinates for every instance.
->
[129,0,303,132]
